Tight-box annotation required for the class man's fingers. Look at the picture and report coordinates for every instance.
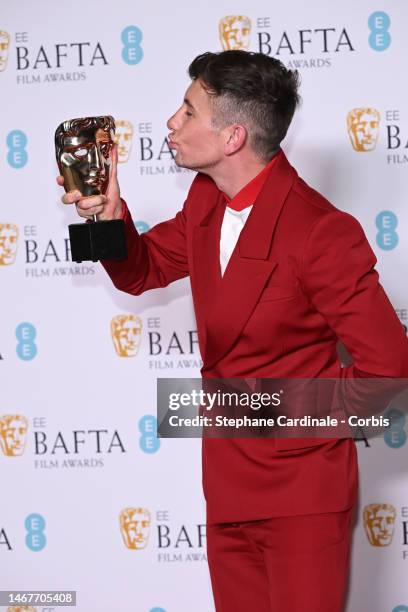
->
[62,193,106,208]
[97,210,115,221]
[110,144,118,181]
[76,195,107,214]
[77,194,107,209]
[76,203,105,218]
[61,190,82,205]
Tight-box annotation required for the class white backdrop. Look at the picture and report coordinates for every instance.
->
[1,1,407,611]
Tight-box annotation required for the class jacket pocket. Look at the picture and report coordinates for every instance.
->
[275,438,333,452]
[259,285,297,302]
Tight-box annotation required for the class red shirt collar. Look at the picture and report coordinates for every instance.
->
[223,154,278,211]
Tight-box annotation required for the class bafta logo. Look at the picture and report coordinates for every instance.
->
[0,31,10,72]
[119,507,151,550]
[0,415,28,457]
[219,16,251,51]
[363,503,396,547]
[7,607,37,612]
[114,120,134,163]
[0,223,19,265]
[347,108,380,152]
[111,315,142,357]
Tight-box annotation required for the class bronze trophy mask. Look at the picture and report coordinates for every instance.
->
[55,115,127,263]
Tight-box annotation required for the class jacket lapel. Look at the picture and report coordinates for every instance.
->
[193,151,296,369]
[192,191,225,356]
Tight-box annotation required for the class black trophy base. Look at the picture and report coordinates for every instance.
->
[68,219,127,263]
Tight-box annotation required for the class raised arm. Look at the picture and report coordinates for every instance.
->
[58,143,194,295]
[100,197,190,295]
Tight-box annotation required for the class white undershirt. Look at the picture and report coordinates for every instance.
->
[219,204,253,276]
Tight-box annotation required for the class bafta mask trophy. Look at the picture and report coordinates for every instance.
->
[55,115,127,263]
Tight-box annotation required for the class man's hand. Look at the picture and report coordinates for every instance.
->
[57,144,123,220]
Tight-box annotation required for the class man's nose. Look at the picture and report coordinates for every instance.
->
[167,114,175,131]
[167,108,181,131]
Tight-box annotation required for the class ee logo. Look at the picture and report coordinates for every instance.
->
[368,11,391,51]
[384,408,406,449]
[25,513,46,551]
[150,608,166,612]
[139,415,160,453]
[135,221,150,234]
[16,322,37,360]
[7,130,28,168]
[121,26,143,65]
[392,607,408,612]
[376,211,398,250]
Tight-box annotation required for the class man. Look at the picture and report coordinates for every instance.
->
[59,51,408,611]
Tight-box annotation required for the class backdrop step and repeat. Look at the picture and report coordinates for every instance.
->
[1,1,407,611]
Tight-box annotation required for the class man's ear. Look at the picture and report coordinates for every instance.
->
[224,124,248,156]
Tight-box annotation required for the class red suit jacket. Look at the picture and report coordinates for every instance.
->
[103,151,408,524]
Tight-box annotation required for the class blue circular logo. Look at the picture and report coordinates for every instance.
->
[25,513,46,551]
[16,322,37,361]
[376,211,398,250]
[121,26,143,65]
[135,221,150,234]
[139,415,160,453]
[7,130,27,149]
[384,408,406,448]
[368,11,391,51]
[7,130,28,169]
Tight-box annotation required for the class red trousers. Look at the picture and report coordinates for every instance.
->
[207,509,353,612]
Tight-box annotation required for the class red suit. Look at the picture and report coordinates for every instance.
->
[103,151,408,611]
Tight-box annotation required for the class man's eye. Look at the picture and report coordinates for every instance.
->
[185,111,193,117]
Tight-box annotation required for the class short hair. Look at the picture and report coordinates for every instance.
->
[189,51,300,162]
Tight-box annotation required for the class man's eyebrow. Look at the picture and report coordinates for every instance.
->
[184,97,195,109]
